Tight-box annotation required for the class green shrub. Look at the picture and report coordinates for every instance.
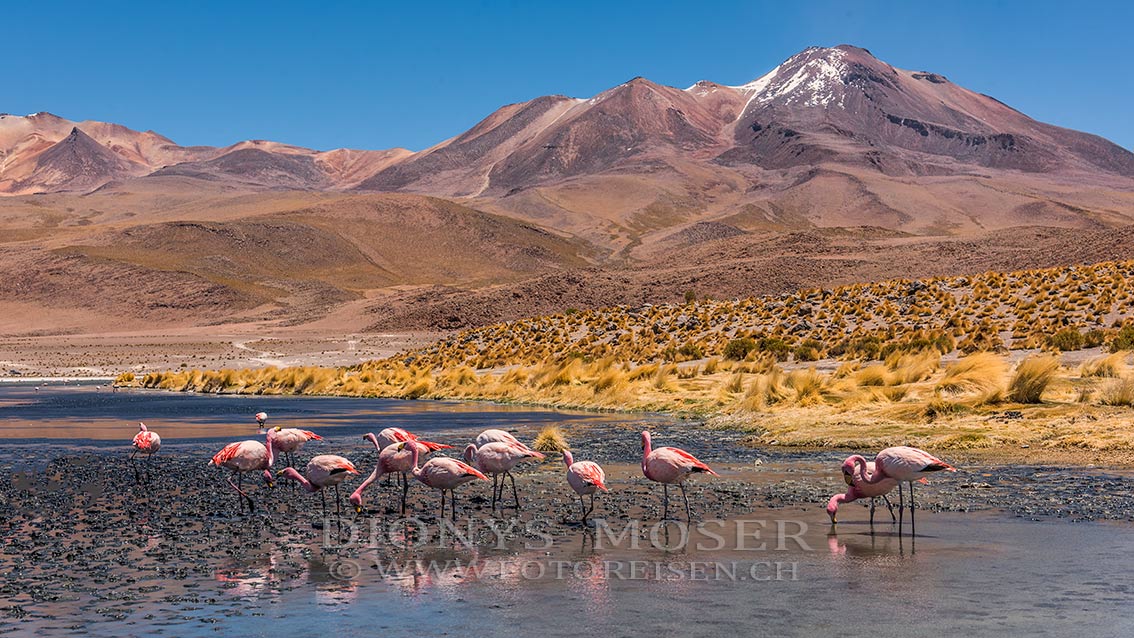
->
[756,337,791,361]
[723,338,757,361]
[793,339,823,362]
[1047,328,1084,352]
[678,342,704,359]
[1110,325,1134,352]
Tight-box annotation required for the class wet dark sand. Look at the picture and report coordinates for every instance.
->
[2,384,1134,636]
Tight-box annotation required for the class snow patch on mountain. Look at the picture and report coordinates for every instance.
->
[733,47,849,115]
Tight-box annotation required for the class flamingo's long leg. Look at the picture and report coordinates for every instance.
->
[334,485,342,520]
[662,483,669,521]
[129,450,140,483]
[909,482,916,537]
[229,471,254,513]
[579,495,587,522]
[452,489,459,519]
[679,482,691,522]
[897,483,905,535]
[401,473,409,516]
[882,494,897,523]
[320,489,327,521]
[508,471,520,510]
[490,474,499,511]
[869,497,876,529]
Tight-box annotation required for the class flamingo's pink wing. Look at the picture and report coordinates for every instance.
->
[419,439,453,452]
[453,460,488,480]
[133,431,155,451]
[576,462,607,490]
[299,430,323,441]
[507,441,545,459]
[668,447,719,476]
[333,458,361,474]
[392,428,418,442]
[211,442,241,466]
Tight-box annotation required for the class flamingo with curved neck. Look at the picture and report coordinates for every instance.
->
[563,450,607,523]
[827,458,897,525]
[278,454,360,521]
[464,441,544,511]
[848,446,956,535]
[350,432,426,515]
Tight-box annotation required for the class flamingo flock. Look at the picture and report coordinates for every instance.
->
[129,414,955,533]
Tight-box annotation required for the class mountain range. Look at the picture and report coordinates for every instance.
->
[2,45,1134,336]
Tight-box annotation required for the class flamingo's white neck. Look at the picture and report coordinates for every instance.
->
[282,468,318,493]
[563,450,574,468]
[265,430,276,468]
[409,444,422,478]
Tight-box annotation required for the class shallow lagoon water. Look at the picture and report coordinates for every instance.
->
[2,384,1133,637]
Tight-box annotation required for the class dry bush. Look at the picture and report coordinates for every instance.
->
[723,372,746,394]
[1099,376,1134,406]
[703,357,720,375]
[1081,352,1128,378]
[628,363,660,382]
[535,359,585,387]
[402,376,433,399]
[653,364,678,391]
[785,368,827,405]
[887,350,941,385]
[854,364,892,387]
[1007,355,1060,403]
[592,365,628,394]
[739,369,788,410]
[533,426,568,453]
[937,352,1007,405]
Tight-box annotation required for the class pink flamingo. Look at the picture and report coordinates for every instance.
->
[268,426,323,469]
[463,442,545,511]
[851,446,956,535]
[475,428,538,453]
[278,455,360,520]
[375,427,451,452]
[375,427,451,486]
[403,442,488,518]
[640,431,718,521]
[826,459,897,526]
[129,422,161,483]
[255,411,268,433]
[209,439,275,513]
[351,433,441,515]
[563,450,607,523]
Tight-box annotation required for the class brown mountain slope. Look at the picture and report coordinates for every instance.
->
[0,190,589,334]
[0,113,409,195]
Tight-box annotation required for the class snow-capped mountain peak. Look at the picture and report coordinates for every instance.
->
[734,46,852,111]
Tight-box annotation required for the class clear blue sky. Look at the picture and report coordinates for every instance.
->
[3,0,1131,152]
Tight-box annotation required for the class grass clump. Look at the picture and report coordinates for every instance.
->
[533,425,568,453]
[937,352,1007,405]
[1099,377,1134,406]
[1081,352,1127,378]
[1008,354,1060,403]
